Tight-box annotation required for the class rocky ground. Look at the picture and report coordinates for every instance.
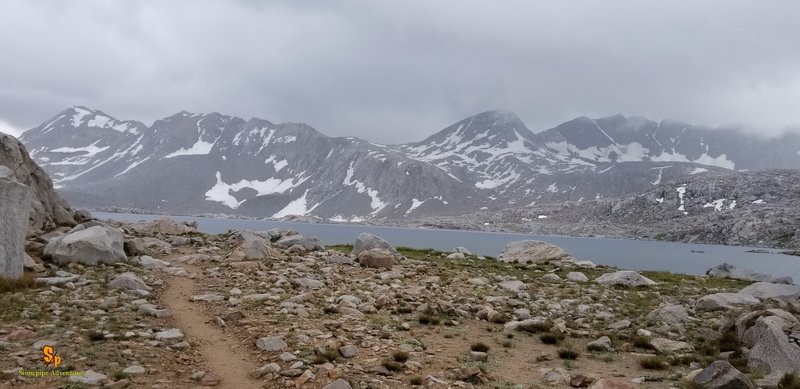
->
[2,217,800,389]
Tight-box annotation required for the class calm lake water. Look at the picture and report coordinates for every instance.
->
[95,212,800,283]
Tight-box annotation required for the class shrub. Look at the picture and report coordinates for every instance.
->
[393,351,410,363]
[409,376,424,386]
[313,348,339,364]
[517,321,553,334]
[587,343,608,352]
[470,342,490,352]
[632,336,654,350]
[717,329,739,352]
[558,348,580,360]
[0,273,36,292]
[87,331,105,342]
[502,340,513,348]
[382,360,405,372]
[779,374,800,389]
[539,333,560,345]
[640,356,668,370]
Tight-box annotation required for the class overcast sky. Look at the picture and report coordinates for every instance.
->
[1,1,799,143]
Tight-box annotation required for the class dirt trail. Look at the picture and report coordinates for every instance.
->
[161,266,260,389]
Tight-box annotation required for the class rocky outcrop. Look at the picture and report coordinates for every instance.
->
[707,263,793,285]
[0,166,30,280]
[497,240,570,264]
[0,132,74,231]
[275,235,325,252]
[594,271,657,287]
[44,224,127,265]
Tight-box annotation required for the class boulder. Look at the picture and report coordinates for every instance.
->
[44,225,127,265]
[0,166,30,280]
[594,271,657,287]
[739,282,800,302]
[649,338,693,353]
[587,336,613,351]
[498,240,570,264]
[646,304,690,325]
[352,233,400,257]
[696,293,760,311]
[692,360,754,389]
[499,280,527,292]
[740,315,800,379]
[108,272,152,292]
[256,336,287,352]
[567,272,589,282]
[357,249,397,268]
[322,379,353,389]
[266,228,299,241]
[454,247,472,255]
[0,132,75,231]
[446,252,466,259]
[239,239,279,260]
[326,255,354,265]
[707,263,792,285]
[275,235,324,251]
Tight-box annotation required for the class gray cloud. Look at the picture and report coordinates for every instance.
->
[1,0,799,142]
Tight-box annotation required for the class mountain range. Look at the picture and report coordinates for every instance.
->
[16,106,800,220]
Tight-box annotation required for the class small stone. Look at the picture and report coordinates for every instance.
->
[201,372,221,386]
[251,363,281,378]
[122,365,146,375]
[256,336,287,352]
[338,345,358,358]
[154,328,183,340]
[322,378,353,389]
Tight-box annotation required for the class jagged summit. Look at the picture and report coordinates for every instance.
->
[18,106,800,220]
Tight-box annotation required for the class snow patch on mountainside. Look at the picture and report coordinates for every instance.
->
[405,198,424,215]
[204,172,305,209]
[164,139,215,158]
[546,141,736,169]
[272,190,309,218]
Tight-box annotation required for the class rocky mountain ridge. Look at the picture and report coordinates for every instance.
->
[404,170,800,248]
[17,106,800,220]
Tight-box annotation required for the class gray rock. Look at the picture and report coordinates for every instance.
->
[338,344,358,358]
[292,277,325,289]
[266,228,298,241]
[154,328,183,340]
[499,280,527,292]
[541,273,562,281]
[352,233,400,257]
[44,225,127,265]
[540,367,571,385]
[256,336,287,352]
[275,235,324,251]
[322,379,353,389]
[108,272,152,292]
[587,336,613,351]
[646,304,690,325]
[240,239,279,260]
[739,282,800,301]
[138,255,169,269]
[0,132,75,231]
[498,240,570,264]
[122,365,146,375]
[67,369,108,386]
[0,166,30,280]
[446,252,465,259]
[326,255,354,265]
[692,360,754,389]
[742,315,800,379]
[138,304,171,318]
[594,271,657,286]
[454,247,472,255]
[357,248,397,268]
[697,293,760,311]
[190,293,225,302]
[707,263,793,285]
[650,338,693,353]
[251,363,281,378]
[566,272,589,282]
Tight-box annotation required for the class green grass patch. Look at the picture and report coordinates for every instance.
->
[0,273,36,292]
[640,356,668,370]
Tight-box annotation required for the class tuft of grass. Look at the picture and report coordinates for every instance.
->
[418,313,441,325]
[717,329,739,352]
[539,333,561,345]
[409,376,424,386]
[632,336,654,350]
[471,342,490,352]
[382,360,405,372]
[502,340,513,348]
[517,321,553,334]
[558,348,580,360]
[313,347,339,364]
[640,356,668,370]
[393,351,410,363]
[0,273,36,292]
[779,374,800,389]
[113,370,129,380]
[87,331,105,342]
[587,343,609,352]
